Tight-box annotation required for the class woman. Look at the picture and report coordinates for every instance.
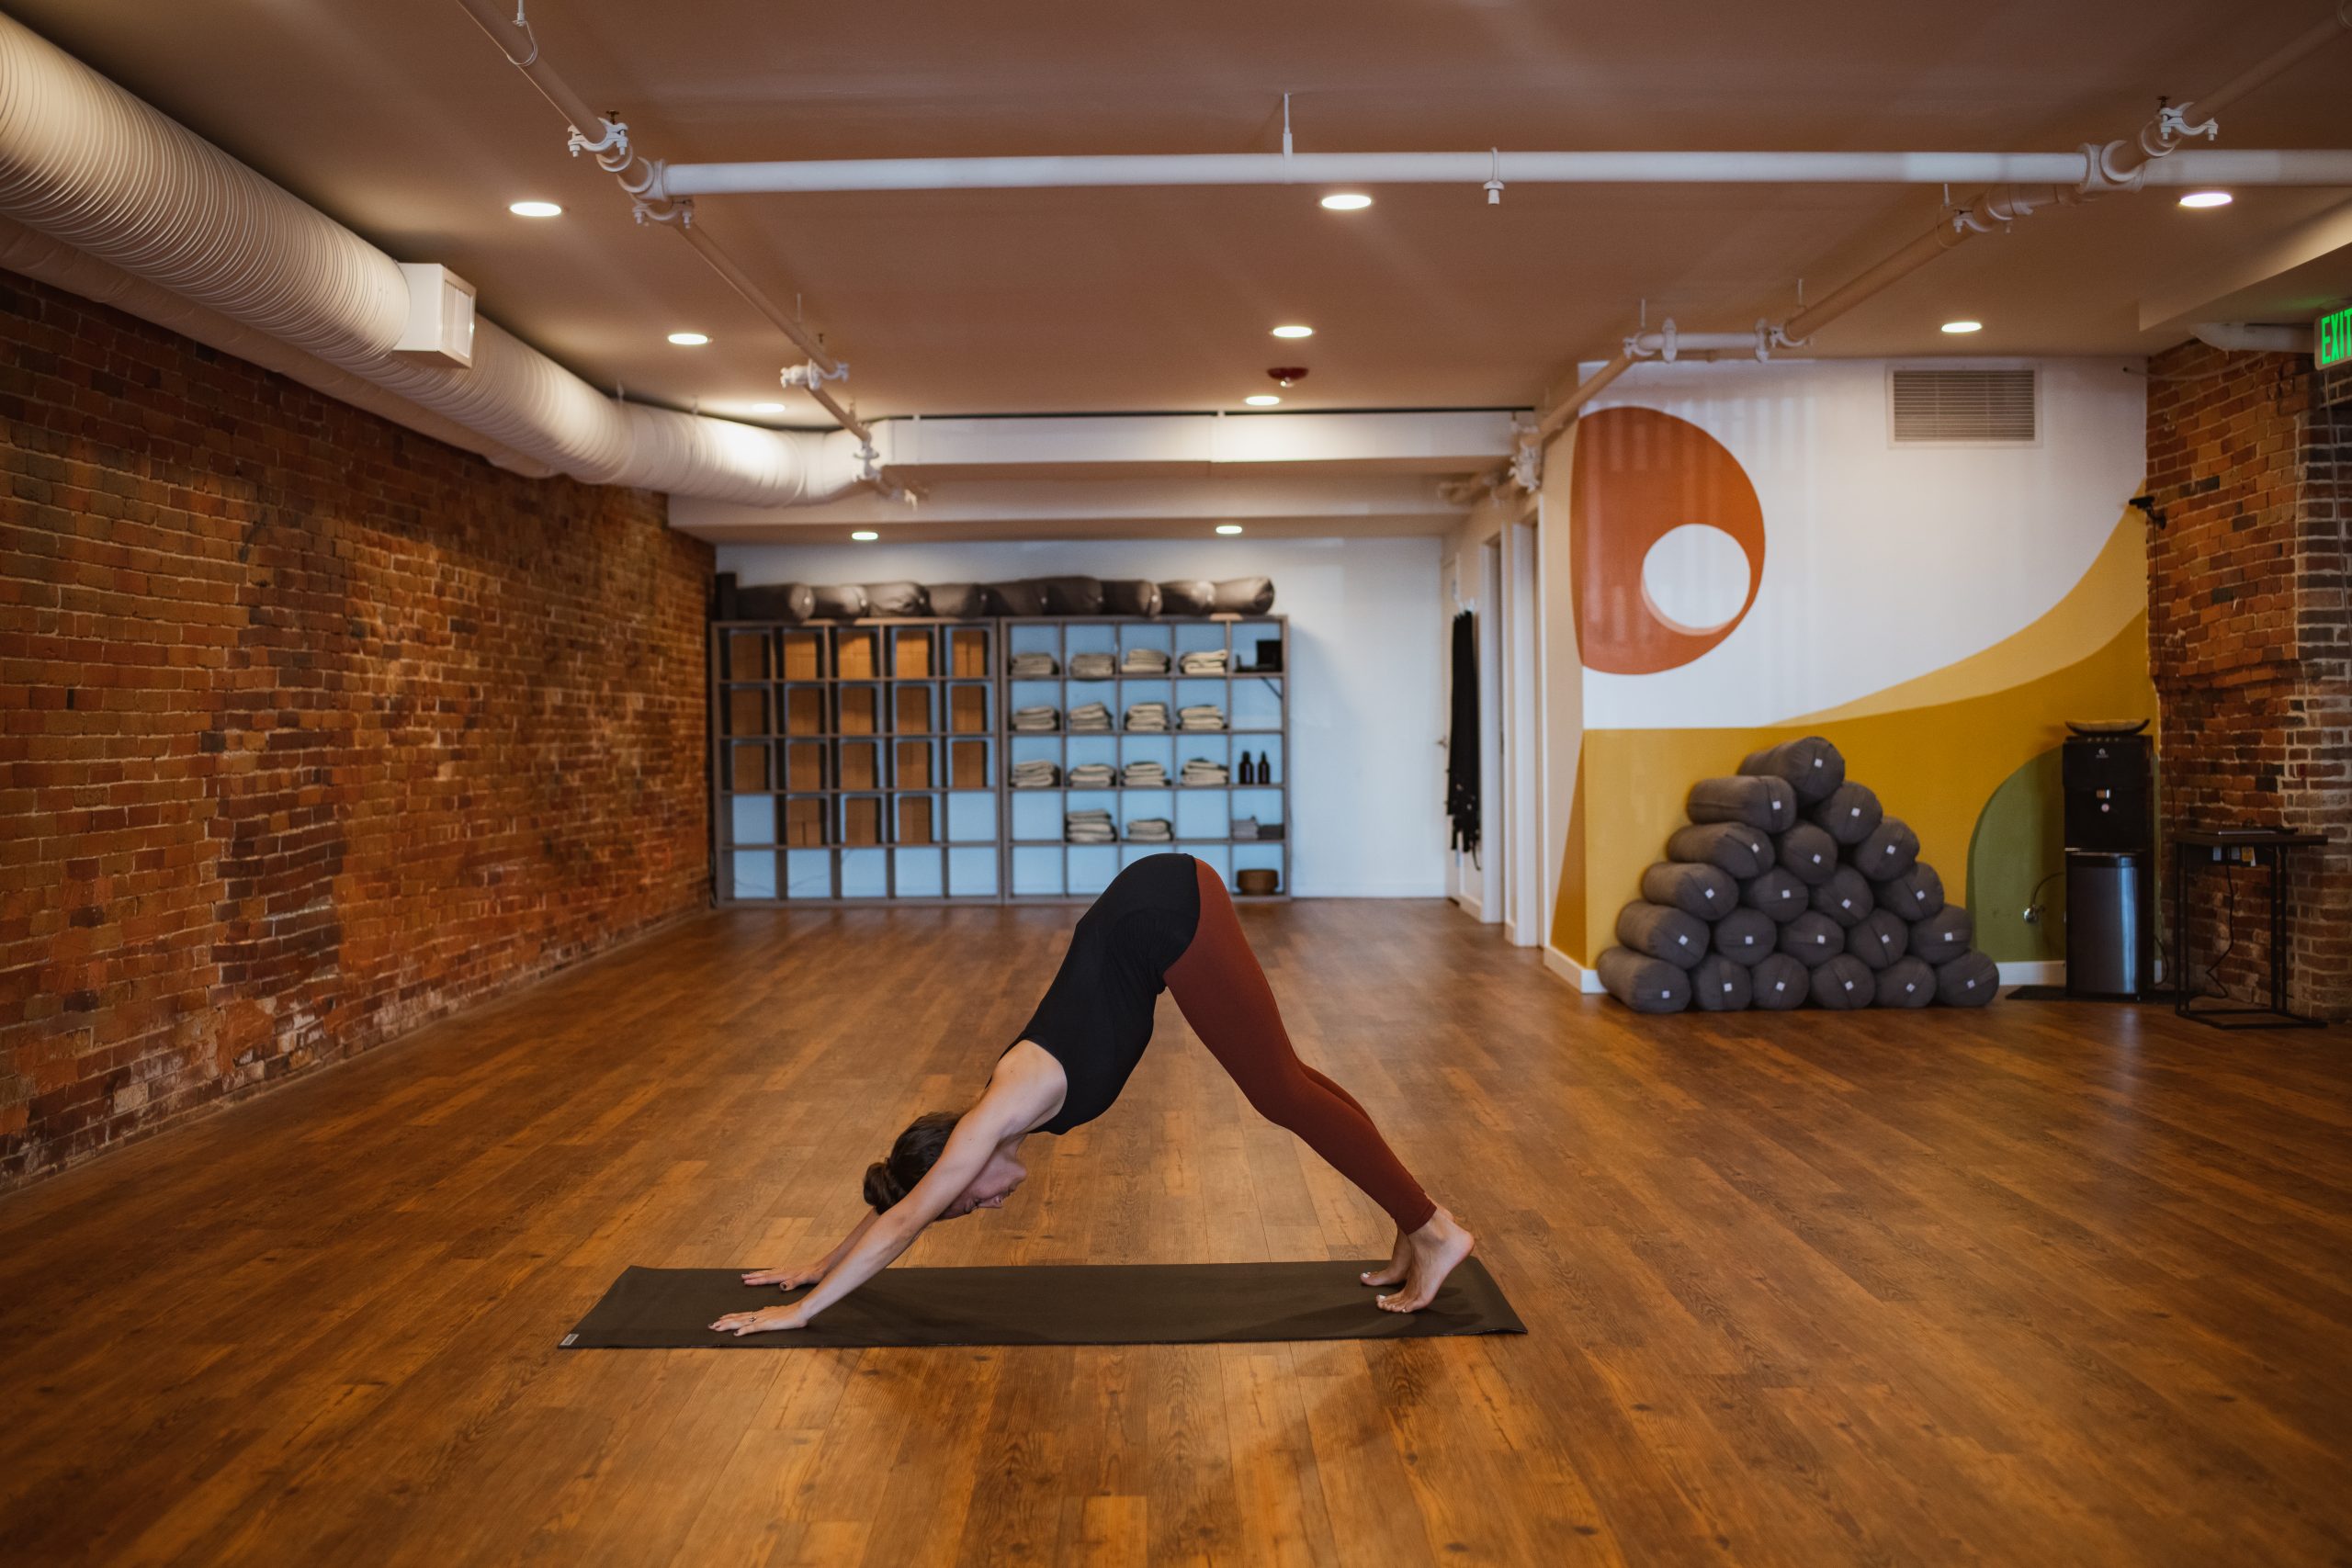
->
[712,852,1474,1335]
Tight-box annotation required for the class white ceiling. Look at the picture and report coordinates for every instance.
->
[10,0,2352,428]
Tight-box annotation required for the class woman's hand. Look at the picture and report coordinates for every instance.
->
[709,1305,809,1337]
[741,1262,825,1290]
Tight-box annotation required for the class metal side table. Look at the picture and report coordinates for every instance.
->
[2171,829,2330,1030]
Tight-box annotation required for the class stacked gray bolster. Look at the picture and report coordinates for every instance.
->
[1688,775,1798,833]
[1935,949,1998,1007]
[1616,902,1709,968]
[1774,822,1839,886]
[1598,948,1690,1013]
[1886,863,1946,920]
[1668,822,1776,879]
[1875,956,1936,1007]
[1808,782,1883,846]
[1909,905,1973,964]
[1857,817,1920,881]
[1740,737,1846,805]
[1847,908,1908,971]
[1741,868,1809,922]
[1749,953,1810,1010]
[1712,907,1776,964]
[1778,911,1845,965]
[1810,953,1874,1009]
[1642,862,1736,919]
[1810,865,1875,927]
[1690,954,1753,1012]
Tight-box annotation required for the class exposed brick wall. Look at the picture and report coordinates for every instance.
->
[1,272,714,1188]
[2145,341,2350,1020]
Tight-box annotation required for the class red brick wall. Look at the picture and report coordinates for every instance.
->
[1,272,714,1187]
[2145,342,2350,1020]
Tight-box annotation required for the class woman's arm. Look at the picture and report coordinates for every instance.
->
[741,1209,877,1291]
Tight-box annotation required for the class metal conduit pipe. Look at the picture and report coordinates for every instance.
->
[0,10,868,505]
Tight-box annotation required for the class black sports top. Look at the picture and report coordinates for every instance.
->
[1005,852,1202,1134]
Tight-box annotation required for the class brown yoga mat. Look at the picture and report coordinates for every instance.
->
[562,1259,1525,1349]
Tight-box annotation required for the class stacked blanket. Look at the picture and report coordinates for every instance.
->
[1010,759,1060,790]
[1012,705,1059,732]
[1068,762,1117,789]
[1177,649,1230,675]
[1180,758,1230,787]
[1009,651,1059,679]
[1121,647,1172,675]
[1069,651,1117,681]
[1121,760,1169,787]
[1065,809,1115,843]
[1178,705,1226,732]
[1068,701,1114,733]
[1126,702,1170,732]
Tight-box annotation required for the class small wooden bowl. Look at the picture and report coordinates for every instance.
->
[1236,869,1280,897]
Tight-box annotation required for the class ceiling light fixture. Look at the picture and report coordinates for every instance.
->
[2177,190,2233,209]
[750,400,785,413]
[667,331,710,345]
[851,530,879,542]
[507,200,563,219]
[1319,193,1373,211]
[1216,524,1245,536]
[1244,394,1282,407]
[1939,320,1984,334]
[1271,324,1314,339]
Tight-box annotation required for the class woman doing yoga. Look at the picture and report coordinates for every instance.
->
[712,852,1474,1335]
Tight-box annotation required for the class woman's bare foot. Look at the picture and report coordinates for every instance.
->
[1360,1229,1411,1289]
[1375,1208,1475,1314]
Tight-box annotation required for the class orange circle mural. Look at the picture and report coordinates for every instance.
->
[1570,406,1766,675]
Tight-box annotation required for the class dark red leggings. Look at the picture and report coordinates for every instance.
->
[1162,859,1437,1234]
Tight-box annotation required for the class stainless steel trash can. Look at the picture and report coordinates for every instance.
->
[2066,850,2149,998]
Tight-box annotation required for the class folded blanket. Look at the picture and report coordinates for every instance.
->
[1009,652,1059,679]
[1641,862,1736,919]
[1598,947,1690,1014]
[1749,953,1811,1010]
[1069,652,1117,681]
[1668,822,1776,879]
[1807,782,1883,847]
[1690,953,1752,1012]
[1739,736,1846,805]
[1121,647,1172,675]
[1615,901,1709,970]
[1809,953,1875,1010]
[1809,865,1875,928]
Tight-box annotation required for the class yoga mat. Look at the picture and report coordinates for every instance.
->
[562,1259,1526,1349]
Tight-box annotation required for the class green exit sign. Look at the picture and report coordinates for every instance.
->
[2322,307,2352,368]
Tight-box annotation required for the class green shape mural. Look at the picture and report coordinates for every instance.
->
[1967,748,2066,963]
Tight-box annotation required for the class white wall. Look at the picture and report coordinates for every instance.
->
[718,536,1449,897]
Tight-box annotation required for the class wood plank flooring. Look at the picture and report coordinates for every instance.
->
[2,898,2349,1566]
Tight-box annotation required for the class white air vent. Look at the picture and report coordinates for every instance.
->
[1889,367,2037,444]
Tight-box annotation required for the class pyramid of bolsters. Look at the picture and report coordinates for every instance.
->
[1596,737,1999,1014]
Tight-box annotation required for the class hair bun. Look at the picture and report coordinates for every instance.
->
[863,1159,899,1212]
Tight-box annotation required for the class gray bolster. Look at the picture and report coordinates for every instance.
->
[1774,822,1840,886]
[1099,579,1163,617]
[924,582,989,618]
[1642,862,1736,919]
[809,583,868,620]
[1038,576,1104,615]
[1935,950,1999,1007]
[1857,816,1921,881]
[1778,910,1846,966]
[984,580,1047,616]
[1690,953,1753,1012]
[1809,953,1875,1010]
[1808,781,1883,846]
[1668,822,1777,879]
[1712,907,1777,963]
[1687,774,1798,832]
[1739,736,1847,805]
[1883,862,1945,919]
[1810,865,1875,927]
[1615,901,1709,969]
[1598,947,1691,1014]
[1909,904,1974,962]
[1211,576,1276,615]
[1847,908,1909,972]
[1748,953,1811,1010]
[1740,867,1809,923]
[1874,956,1936,1008]
[735,581,815,624]
[861,581,929,618]
[1159,579,1216,616]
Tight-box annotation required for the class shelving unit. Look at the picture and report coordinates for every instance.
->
[712,618,1001,904]
[708,613,1287,905]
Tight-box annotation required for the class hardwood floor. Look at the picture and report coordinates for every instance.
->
[3,898,2349,1566]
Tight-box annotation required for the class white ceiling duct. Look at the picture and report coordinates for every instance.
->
[0,10,868,507]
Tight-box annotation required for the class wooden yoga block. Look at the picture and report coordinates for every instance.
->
[898,796,934,846]
[895,685,933,733]
[950,685,988,733]
[729,743,770,794]
[839,742,879,791]
[785,686,825,735]
[781,631,822,680]
[727,686,768,737]
[951,740,989,790]
[842,797,883,846]
[786,742,825,792]
[896,741,933,789]
[784,797,825,847]
[951,629,989,678]
[727,630,770,680]
[838,687,877,735]
[836,633,877,680]
[893,630,933,678]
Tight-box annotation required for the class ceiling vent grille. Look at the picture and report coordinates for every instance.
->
[1889,367,2037,444]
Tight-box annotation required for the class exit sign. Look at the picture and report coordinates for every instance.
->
[2323,307,2352,368]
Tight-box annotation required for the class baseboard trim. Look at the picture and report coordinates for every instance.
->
[1542,946,1605,994]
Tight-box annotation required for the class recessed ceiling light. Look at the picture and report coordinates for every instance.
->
[1319,193,1373,211]
[1216,524,1245,536]
[1271,324,1315,339]
[750,400,786,413]
[1244,394,1282,406]
[508,200,563,219]
[667,331,710,346]
[1939,320,1983,334]
[2177,190,2233,209]
[851,530,879,542]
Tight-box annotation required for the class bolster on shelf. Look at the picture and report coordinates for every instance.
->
[1615,901,1710,969]
[1159,580,1216,616]
[1712,907,1777,962]
[1874,956,1936,1008]
[1641,862,1737,919]
[734,581,815,624]
[1101,579,1163,617]
[983,580,1048,616]
[1777,910,1845,966]
[1690,953,1753,1012]
[1773,822,1840,886]
[1748,953,1810,1010]
[1807,781,1883,845]
[1935,950,1999,1007]
[1848,908,1909,971]
[810,583,869,620]
[862,581,930,618]
[1739,736,1847,805]
[1667,821,1777,878]
[1857,817,1921,881]
[1740,867,1809,922]
[1686,774,1798,833]
[1884,862,1946,919]
[924,582,989,618]
[1597,947,1691,1014]
[1810,865,1875,927]
[1809,953,1875,1010]
[1211,577,1278,615]
[1038,576,1105,615]
[1909,904,1974,960]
